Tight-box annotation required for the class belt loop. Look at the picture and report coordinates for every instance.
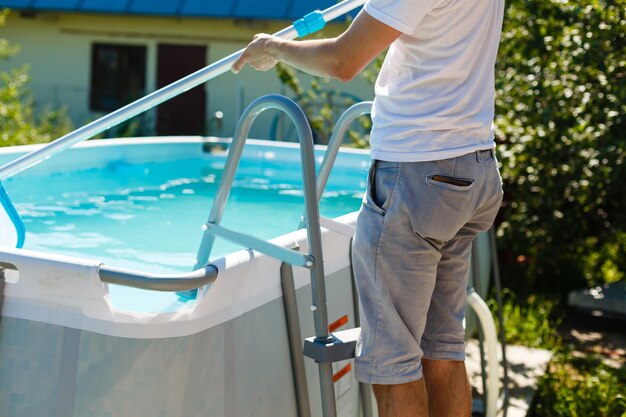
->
[475,151,481,162]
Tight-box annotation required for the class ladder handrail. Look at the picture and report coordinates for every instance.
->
[298,101,372,230]
[192,94,338,417]
[98,264,218,292]
[467,289,500,417]
[193,94,332,339]
[194,96,318,269]
[0,0,366,181]
[316,101,373,202]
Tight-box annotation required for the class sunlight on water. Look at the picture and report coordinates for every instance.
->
[4,155,367,313]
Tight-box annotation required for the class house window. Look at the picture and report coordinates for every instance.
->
[90,44,146,112]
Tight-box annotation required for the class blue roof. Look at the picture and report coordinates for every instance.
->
[0,0,344,20]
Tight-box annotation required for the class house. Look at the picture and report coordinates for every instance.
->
[0,0,373,140]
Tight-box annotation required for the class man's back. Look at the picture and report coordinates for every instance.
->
[365,0,505,162]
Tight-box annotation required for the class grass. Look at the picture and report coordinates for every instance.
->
[488,292,626,417]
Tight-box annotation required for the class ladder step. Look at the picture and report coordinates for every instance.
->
[303,327,361,363]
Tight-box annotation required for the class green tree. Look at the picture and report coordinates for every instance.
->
[275,62,371,145]
[494,0,625,296]
[0,9,71,147]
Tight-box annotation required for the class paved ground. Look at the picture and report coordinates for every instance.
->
[466,340,552,417]
[466,308,626,417]
[559,309,626,370]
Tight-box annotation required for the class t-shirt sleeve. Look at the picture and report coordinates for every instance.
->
[364,0,437,34]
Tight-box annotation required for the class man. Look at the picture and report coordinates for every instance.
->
[232,0,504,415]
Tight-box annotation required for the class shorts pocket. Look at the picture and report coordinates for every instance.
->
[426,174,476,192]
[364,161,399,216]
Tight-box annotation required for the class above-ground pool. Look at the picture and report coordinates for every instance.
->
[0,137,369,313]
[0,136,379,417]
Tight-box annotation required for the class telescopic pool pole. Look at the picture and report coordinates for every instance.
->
[0,0,366,181]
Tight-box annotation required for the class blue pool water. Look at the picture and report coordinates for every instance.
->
[3,145,368,312]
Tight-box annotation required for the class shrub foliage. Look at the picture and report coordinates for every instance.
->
[0,10,71,147]
[493,0,625,296]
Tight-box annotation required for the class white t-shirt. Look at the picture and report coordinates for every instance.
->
[364,0,504,162]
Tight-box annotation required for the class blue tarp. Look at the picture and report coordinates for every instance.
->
[0,0,342,20]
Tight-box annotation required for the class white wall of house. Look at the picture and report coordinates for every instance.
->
[1,10,374,140]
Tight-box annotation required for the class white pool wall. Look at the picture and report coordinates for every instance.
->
[0,137,370,417]
[1,211,361,417]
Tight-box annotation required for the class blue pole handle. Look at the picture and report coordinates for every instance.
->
[293,11,327,38]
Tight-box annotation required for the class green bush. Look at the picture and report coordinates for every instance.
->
[488,291,562,349]
[0,9,71,147]
[494,0,625,297]
[531,351,626,417]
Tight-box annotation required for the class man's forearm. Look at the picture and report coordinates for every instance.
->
[270,37,358,81]
[232,11,401,81]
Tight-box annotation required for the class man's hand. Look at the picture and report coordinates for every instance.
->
[232,34,283,74]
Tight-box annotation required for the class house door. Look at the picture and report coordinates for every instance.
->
[156,44,207,136]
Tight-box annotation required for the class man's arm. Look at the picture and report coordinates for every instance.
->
[231,11,401,82]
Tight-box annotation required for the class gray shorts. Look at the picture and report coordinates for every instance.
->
[352,149,503,385]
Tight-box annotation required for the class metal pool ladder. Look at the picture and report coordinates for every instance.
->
[191,94,378,417]
[192,94,355,417]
